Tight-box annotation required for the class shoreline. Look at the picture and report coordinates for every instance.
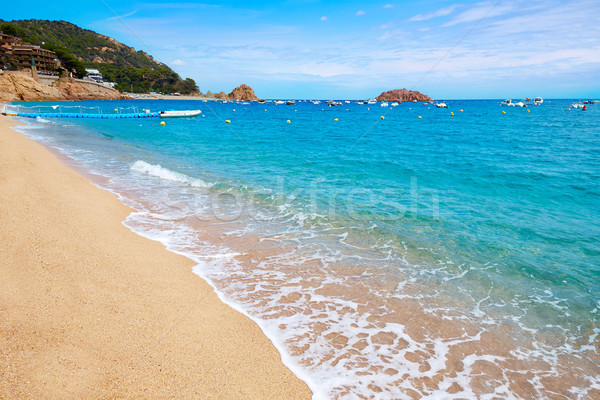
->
[0,115,312,399]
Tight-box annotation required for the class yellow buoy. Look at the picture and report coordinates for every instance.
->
[265,109,267,112]
[286,119,291,123]
[568,108,571,111]
[418,116,422,119]
[451,112,454,116]
[502,111,506,114]
[380,116,385,120]
[527,109,530,113]
[334,118,339,121]
[160,121,165,126]
[460,109,463,112]
[225,120,231,123]
[233,109,236,112]
[114,109,118,112]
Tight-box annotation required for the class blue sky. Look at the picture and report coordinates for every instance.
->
[3,0,600,99]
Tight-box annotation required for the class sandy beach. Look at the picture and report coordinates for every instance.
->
[0,115,311,399]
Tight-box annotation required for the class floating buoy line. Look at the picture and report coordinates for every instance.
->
[1,104,201,119]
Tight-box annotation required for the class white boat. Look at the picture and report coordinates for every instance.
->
[366,99,376,105]
[159,110,202,118]
[436,102,448,108]
[380,102,389,107]
[571,102,584,109]
[344,100,350,104]
[534,97,543,105]
[390,102,399,107]
[514,101,527,107]
[501,99,515,107]
[274,100,285,105]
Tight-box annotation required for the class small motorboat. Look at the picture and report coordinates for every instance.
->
[286,100,295,105]
[501,99,515,107]
[571,102,584,109]
[380,102,389,107]
[436,102,448,108]
[534,97,543,105]
[391,102,399,107]
[159,110,202,118]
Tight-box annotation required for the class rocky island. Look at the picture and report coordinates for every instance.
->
[204,84,260,101]
[375,88,432,103]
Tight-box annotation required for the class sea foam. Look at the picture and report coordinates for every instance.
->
[130,160,208,188]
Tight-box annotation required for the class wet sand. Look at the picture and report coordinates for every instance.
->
[0,115,311,399]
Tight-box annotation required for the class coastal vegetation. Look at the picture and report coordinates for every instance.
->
[0,19,198,94]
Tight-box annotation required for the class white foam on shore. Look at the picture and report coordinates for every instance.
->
[131,160,209,188]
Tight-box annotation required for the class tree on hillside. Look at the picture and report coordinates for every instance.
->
[43,44,86,78]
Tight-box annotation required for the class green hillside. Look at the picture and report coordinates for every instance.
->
[0,19,198,94]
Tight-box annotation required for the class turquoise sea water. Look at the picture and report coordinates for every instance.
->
[12,99,599,399]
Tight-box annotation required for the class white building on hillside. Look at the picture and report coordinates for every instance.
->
[85,68,116,88]
[85,68,103,83]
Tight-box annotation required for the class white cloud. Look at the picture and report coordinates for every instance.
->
[383,4,394,8]
[172,59,186,66]
[321,16,327,21]
[298,62,357,77]
[442,1,515,27]
[408,4,460,22]
[356,10,366,16]
[106,10,138,21]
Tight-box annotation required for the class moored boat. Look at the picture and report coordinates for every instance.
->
[159,110,202,118]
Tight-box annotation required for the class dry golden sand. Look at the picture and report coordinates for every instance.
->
[0,115,312,399]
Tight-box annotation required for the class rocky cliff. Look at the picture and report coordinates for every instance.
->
[0,73,128,101]
[228,84,259,101]
[375,88,432,103]
[203,84,260,101]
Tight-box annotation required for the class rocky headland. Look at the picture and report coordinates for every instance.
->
[0,72,128,101]
[204,84,260,101]
[375,88,432,103]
